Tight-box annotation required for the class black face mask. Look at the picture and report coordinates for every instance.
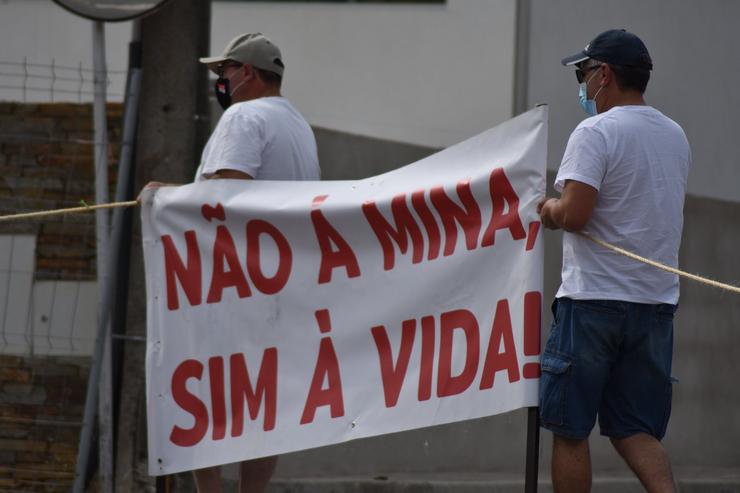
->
[215,77,231,110]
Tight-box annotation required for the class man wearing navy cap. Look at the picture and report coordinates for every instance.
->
[538,29,691,492]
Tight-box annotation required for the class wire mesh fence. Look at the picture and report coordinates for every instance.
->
[0,58,126,104]
[1,72,123,357]
[0,68,126,486]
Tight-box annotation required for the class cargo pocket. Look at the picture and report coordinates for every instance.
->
[539,353,572,427]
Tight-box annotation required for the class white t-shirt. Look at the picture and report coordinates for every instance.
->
[555,105,690,304]
[195,96,320,181]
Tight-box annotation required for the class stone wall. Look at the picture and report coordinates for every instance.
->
[0,101,122,280]
[0,355,89,492]
[0,102,122,491]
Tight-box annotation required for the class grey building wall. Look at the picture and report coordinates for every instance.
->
[527,0,740,471]
[527,0,740,204]
[263,120,740,478]
[221,0,740,481]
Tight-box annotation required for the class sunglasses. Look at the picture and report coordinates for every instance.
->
[575,64,602,84]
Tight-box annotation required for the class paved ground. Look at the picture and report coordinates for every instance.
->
[258,468,740,493]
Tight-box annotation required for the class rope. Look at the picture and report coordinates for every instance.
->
[0,200,138,222]
[579,232,740,295]
[0,201,738,295]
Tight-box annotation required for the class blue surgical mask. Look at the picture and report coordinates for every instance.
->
[578,69,603,116]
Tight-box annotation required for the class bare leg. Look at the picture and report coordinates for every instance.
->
[238,456,278,493]
[552,434,591,493]
[193,465,222,493]
[610,433,675,493]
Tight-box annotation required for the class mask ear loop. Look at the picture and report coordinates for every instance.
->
[587,66,605,105]
[229,65,253,96]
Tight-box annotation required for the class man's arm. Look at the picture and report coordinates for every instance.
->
[211,169,253,180]
[137,169,253,201]
[538,179,598,232]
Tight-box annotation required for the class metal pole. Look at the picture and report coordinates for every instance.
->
[513,0,531,116]
[74,20,143,493]
[524,406,540,493]
[94,19,115,493]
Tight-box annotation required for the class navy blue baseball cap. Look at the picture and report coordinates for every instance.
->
[561,29,653,70]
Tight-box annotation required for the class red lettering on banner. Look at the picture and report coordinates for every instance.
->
[371,319,416,408]
[481,168,527,247]
[437,310,480,397]
[311,195,361,284]
[526,221,541,251]
[480,299,521,389]
[418,315,435,401]
[522,291,542,379]
[363,169,528,271]
[169,359,208,447]
[363,194,424,270]
[209,357,227,440]
[370,294,538,404]
[411,190,441,261]
[230,350,278,435]
[429,179,482,256]
[246,220,293,294]
[162,231,202,310]
[207,225,251,303]
[169,350,278,447]
[301,311,345,424]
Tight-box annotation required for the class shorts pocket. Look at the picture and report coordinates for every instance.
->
[539,353,572,427]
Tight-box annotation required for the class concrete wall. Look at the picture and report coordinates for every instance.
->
[263,131,740,478]
[527,0,740,204]
[0,1,132,103]
[2,0,738,483]
[211,0,517,149]
[0,0,517,150]
[526,0,740,470]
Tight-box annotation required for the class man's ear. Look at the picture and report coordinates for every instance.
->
[242,64,257,81]
[599,64,611,87]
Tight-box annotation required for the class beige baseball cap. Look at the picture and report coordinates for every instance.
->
[200,33,285,76]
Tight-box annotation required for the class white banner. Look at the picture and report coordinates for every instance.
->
[141,106,548,475]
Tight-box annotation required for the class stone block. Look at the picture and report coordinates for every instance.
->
[0,438,48,453]
[48,441,75,454]
[0,383,46,405]
[36,103,86,118]
[0,367,32,384]
[60,118,93,133]
[35,257,91,273]
[23,359,81,377]
[0,102,17,115]
[15,451,48,464]
[37,153,94,170]
[0,355,23,367]
[4,176,64,192]
[59,142,94,154]
[0,424,28,440]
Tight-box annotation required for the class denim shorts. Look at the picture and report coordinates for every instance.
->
[539,297,676,440]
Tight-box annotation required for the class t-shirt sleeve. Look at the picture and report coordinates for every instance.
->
[554,125,607,192]
[199,109,264,179]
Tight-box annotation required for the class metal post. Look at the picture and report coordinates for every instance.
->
[74,20,143,493]
[94,19,115,493]
[524,406,540,493]
[513,0,531,116]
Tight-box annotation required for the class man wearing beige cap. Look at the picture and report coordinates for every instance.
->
[192,32,320,492]
[194,32,320,182]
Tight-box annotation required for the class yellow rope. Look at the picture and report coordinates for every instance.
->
[0,201,738,295]
[579,232,740,295]
[0,200,138,222]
